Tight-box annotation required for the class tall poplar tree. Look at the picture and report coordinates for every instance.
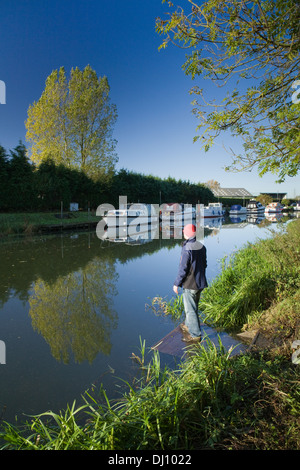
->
[25,65,118,181]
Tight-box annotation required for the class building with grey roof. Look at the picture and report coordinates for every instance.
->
[211,188,253,198]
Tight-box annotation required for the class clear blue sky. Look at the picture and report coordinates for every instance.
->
[0,0,299,198]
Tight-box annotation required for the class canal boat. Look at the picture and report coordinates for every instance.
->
[246,200,265,213]
[160,203,196,223]
[229,204,247,216]
[265,202,284,213]
[293,202,300,211]
[103,203,158,228]
[202,202,224,218]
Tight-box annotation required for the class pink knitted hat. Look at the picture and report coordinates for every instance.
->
[183,224,196,238]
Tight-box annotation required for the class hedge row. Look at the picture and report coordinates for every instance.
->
[0,143,215,212]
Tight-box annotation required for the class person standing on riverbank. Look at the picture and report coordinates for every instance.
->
[173,224,208,342]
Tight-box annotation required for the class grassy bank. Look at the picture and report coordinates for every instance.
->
[199,219,300,342]
[0,220,299,450]
[0,342,299,450]
[0,211,100,235]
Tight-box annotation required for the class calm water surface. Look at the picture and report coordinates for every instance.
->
[0,216,291,422]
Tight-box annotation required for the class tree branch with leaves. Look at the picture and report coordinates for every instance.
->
[156,0,300,181]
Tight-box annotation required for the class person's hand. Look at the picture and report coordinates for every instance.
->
[173,285,179,294]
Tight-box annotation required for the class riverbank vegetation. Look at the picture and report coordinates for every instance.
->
[199,219,300,337]
[1,343,299,450]
[0,211,100,236]
[0,220,299,450]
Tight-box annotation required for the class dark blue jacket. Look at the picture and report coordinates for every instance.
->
[174,237,208,290]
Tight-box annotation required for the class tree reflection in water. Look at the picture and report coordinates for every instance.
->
[29,257,118,364]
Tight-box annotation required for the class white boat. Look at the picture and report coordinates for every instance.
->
[229,204,247,216]
[265,202,284,213]
[246,200,265,213]
[103,203,158,228]
[293,202,300,211]
[202,202,224,218]
[160,203,195,223]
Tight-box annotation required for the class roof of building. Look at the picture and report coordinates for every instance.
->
[212,188,253,198]
[259,192,287,198]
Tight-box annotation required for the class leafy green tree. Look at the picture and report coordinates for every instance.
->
[156,0,300,181]
[256,194,273,206]
[26,65,118,181]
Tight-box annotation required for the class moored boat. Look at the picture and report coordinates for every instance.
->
[265,202,284,213]
[103,203,158,228]
[202,202,224,218]
[229,204,247,216]
[247,200,265,213]
[160,203,195,223]
[293,202,300,211]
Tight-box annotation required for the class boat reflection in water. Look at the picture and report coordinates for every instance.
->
[265,213,284,223]
[230,215,247,224]
[246,215,265,224]
[101,224,159,245]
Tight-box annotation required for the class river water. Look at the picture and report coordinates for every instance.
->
[0,214,293,423]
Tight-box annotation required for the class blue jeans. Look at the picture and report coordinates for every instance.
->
[182,288,201,337]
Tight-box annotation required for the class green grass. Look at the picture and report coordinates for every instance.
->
[146,294,185,322]
[0,211,100,235]
[199,219,300,330]
[0,340,299,450]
